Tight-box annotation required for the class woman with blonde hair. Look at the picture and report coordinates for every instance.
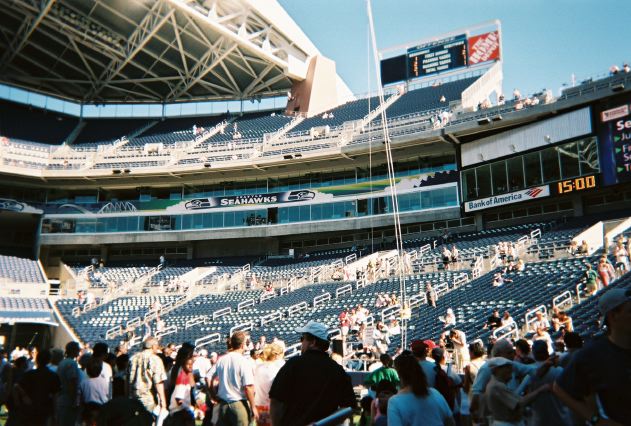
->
[254,343,285,426]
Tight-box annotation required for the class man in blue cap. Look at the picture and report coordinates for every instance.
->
[269,320,356,425]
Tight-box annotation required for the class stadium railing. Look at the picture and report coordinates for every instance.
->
[4,70,631,175]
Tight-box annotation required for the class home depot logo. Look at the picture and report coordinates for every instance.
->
[526,187,544,198]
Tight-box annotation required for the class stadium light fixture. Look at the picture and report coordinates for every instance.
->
[477,117,491,125]
[611,83,625,92]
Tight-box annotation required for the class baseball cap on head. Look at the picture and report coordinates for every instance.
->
[598,288,631,319]
[598,288,631,327]
[423,339,437,350]
[295,320,329,341]
[486,357,512,370]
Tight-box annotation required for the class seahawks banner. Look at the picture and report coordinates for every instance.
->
[39,169,458,215]
[0,198,43,214]
[183,190,316,210]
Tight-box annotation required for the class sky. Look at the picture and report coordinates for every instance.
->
[277,0,631,98]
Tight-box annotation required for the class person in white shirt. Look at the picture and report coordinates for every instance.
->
[79,358,110,405]
[440,308,456,327]
[193,349,211,379]
[449,329,469,373]
[373,322,390,355]
[210,331,258,425]
[91,342,112,400]
[253,344,285,426]
[531,311,550,334]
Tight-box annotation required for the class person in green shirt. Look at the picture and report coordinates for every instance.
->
[364,354,400,389]
[584,264,599,296]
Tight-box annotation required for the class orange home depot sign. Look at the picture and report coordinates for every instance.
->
[468,31,500,65]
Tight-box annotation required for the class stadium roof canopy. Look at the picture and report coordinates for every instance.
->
[0,0,350,104]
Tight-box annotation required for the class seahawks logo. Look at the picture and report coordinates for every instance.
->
[0,199,24,212]
[185,198,212,210]
[287,190,315,201]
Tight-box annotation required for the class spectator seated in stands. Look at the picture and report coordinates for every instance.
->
[530,311,551,335]
[624,63,630,73]
[483,309,502,330]
[492,271,513,287]
[551,308,574,333]
[513,88,522,100]
[439,308,456,328]
[577,240,589,256]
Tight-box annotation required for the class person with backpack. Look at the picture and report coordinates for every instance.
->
[387,352,454,426]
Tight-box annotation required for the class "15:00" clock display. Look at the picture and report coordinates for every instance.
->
[556,175,597,194]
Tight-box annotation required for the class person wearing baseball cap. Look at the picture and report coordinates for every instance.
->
[410,339,438,387]
[485,356,550,425]
[269,321,356,425]
[469,339,538,423]
[554,288,631,425]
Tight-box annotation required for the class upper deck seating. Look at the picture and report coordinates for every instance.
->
[289,96,381,134]
[0,255,46,283]
[200,112,291,145]
[384,76,479,120]
[129,114,228,147]
[0,100,78,144]
[74,119,150,145]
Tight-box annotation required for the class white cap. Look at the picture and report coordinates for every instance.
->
[295,320,329,341]
[487,357,512,370]
[598,288,631,322]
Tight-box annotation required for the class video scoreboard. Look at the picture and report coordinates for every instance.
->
[407,35,468,79]
[381,30,500,85]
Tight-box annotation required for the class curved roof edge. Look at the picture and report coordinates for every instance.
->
[245,0,354,102]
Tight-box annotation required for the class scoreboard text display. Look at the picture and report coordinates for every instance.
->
[380,30,501,86]
[407,34,468,78]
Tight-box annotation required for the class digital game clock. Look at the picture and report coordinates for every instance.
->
[555,175,598,194]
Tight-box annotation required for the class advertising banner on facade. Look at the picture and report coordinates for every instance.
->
[182,190,316,210]
[0,198,43,214]
[598,101,631,184]
[41,170,458,216]
[467,31,500,65]
[464,185,550,212]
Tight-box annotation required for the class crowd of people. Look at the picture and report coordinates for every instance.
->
[0,281,628,426]
[355,286,630,426]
